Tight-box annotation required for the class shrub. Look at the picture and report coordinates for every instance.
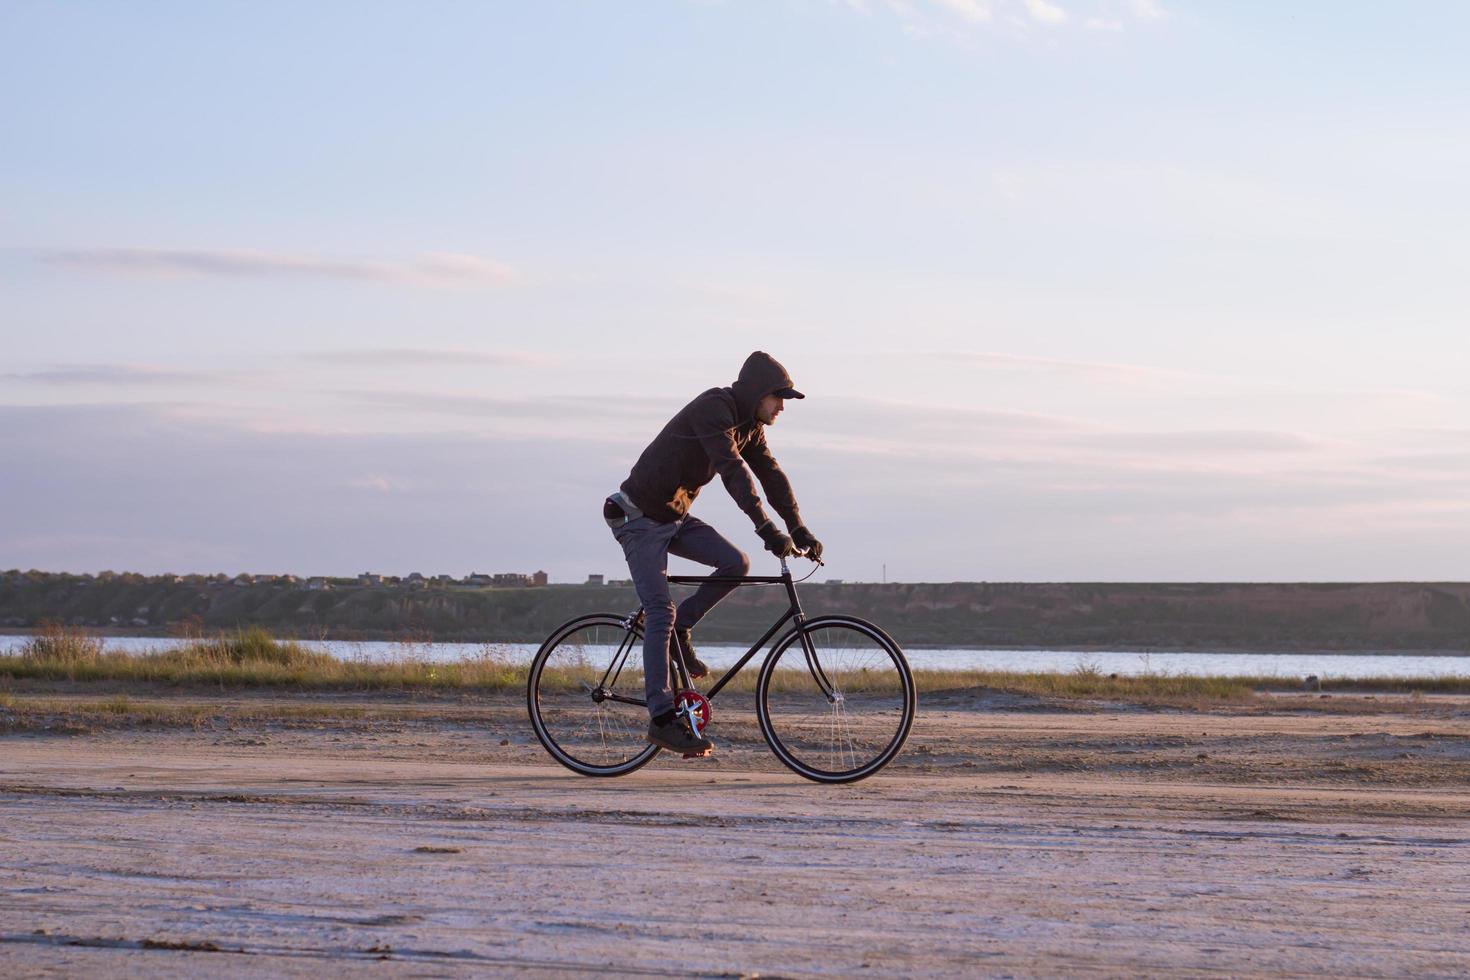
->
[21,621,103,665]
[176,627,334,668]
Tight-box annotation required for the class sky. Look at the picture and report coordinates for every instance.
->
[3,1,1469,583]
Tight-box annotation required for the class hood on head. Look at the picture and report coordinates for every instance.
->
[731,351,801,420]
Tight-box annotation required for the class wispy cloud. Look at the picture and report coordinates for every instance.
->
[321,385,1328,466]
[862,1,1144,36]
[927,0,992,23]
[1394,426,1470,446]
[917,350,1194,383]
[346,474,402,493]
[37,248,516,287]
[909,351,1444,409]
[1362,451,1470,476]
[797,401,1325,463]
[5,401,1465,580]
[1129,0,1167,21]
[1075,429,1323,454]
[3,364,227,386]
[337,389,671,423]
[300,349,551,369]
[1022,0,1067,25]
[812,395,1083,433]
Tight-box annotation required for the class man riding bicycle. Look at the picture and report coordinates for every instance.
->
[603,351,823,757]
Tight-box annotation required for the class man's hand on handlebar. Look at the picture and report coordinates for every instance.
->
[756,520,795,558]
[758,521,824,563]
[791,526,823,562]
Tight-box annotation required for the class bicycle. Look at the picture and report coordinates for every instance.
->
[526,555,916,784]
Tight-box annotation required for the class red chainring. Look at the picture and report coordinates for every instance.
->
[675,690,712,733]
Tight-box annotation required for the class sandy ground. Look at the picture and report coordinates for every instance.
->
[1,690,1468,977]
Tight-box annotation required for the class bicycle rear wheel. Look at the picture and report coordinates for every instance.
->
[527,613,660,776]
[756,615,915,784]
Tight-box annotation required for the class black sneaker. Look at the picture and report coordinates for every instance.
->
[674,627,710,680]
[647,714,714,756]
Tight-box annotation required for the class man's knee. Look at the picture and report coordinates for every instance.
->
[644,600,676,628]
[724,550,751,577]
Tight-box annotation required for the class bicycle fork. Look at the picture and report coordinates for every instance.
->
[781,557,841,704]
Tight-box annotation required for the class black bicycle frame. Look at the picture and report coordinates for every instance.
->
[598,559,838,707]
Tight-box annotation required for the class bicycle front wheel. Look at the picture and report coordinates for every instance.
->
[756,615,916,784]
[527,613,660,777]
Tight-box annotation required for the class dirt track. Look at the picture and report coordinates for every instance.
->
[1,692,1468,977]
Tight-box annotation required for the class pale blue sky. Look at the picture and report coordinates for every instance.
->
[3,1,1468,582]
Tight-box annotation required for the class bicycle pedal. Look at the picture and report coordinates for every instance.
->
[681,749,713,759]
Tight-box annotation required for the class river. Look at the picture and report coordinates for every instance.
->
[3,635,1468,679]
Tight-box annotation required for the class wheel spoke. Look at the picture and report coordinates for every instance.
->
[529,618,658,776]
[759,619,913,783]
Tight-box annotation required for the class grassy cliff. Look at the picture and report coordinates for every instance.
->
[4,573,1470,651]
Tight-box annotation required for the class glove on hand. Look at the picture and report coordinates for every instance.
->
[756,520,795,557]
[791,526,823,561]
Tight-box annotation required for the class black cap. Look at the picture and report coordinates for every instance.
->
[772,386,805,399]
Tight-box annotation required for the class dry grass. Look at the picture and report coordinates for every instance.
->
[4,626,521,691]
[915,668,1258,702]
[3,624,1468,701]
[17,621,106,664]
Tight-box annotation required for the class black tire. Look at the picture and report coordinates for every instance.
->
[756,615,916,784]
[527,613,660,777]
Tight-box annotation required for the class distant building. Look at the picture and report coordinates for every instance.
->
[586,574,604,586]
[306,577,329,591]
[358,572,383,586]
[531,570,548,587]
[232,574,254,587]
[464,573,493,587]
[493,573,531,587]
[405,572,425,583]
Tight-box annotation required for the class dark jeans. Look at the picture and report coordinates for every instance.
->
[611,514,750,717]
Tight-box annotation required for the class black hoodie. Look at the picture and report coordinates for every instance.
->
[618,351,804,529]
